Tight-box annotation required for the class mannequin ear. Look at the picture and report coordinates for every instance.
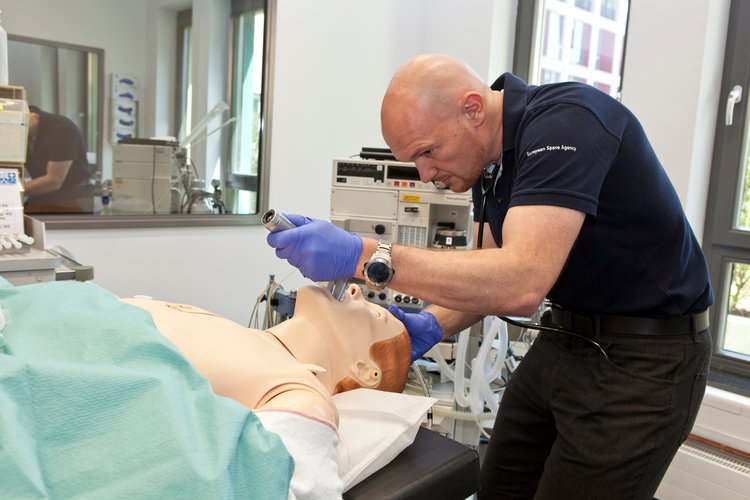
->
[351,360,382,388]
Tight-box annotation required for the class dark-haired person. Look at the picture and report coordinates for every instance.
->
[25,105,94,213]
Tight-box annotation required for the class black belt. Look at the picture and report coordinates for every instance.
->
[549,306,709,336]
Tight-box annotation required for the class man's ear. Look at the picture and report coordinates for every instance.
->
[351,360,381,388]
[462,92,484,125]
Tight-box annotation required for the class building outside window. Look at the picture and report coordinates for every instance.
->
[533,0,629,99]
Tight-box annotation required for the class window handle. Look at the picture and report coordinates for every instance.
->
[726,85,743,126]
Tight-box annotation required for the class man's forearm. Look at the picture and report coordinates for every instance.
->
[23,175,61,196]
[355,236,529,317]
[24,160,72,197]
[354,205,585,317]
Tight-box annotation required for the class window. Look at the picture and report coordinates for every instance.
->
[224,0,267,215]
[704,0,750,385]
[593,81,611,94]
[175,9,193,146]
[540,69,562,84]
[171,0,271,219]
[574,0,593,12]
[569,20,591,66]
[544,10,565,61]
[518,0,629,99]
[596,29,615,72]
[600,0,621,21]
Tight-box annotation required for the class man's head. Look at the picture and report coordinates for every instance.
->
[381,54,503,193]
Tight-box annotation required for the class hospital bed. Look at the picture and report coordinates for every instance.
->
[0,278,480,499]
[344,426,481,499]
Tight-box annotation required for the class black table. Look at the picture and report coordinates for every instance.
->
[344,427,481,500]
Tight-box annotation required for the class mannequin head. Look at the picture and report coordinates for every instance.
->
[268,285,411,395]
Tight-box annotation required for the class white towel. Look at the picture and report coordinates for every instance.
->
[256,410,342,500]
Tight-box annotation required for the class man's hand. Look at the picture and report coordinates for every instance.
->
[266,213,363,282]
[388,305,443,362]
[23,160,72,196]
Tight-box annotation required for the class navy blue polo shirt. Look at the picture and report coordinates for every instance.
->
[472,73,713,318]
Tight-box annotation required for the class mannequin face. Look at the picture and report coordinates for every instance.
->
[288,284,411,393]
[293,284,405,344]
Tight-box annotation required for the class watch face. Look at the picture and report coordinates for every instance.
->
[367,260,392,284]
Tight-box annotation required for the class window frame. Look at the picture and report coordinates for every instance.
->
[703,0,750,384]
[222,0,269,216]
[174,8,192,144]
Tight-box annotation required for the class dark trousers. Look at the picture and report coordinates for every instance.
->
[478,325,711,499]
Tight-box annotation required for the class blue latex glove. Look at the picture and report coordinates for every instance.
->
[266,213,363,282]
[388,305,443,362]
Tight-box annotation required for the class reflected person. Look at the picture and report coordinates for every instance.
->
[122,284,413,427]
[24,105,95,213]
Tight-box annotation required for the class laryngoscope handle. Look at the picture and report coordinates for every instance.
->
[262,209,350,301]
[262,209,296,233]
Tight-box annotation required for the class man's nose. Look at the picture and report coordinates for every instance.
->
[414,160,436,182]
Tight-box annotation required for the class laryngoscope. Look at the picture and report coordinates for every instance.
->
[262,209,351,301]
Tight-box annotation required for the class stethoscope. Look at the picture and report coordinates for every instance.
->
[475,156,610,360]
[476,159,503,249]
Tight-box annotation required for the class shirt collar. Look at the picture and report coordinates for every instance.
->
[490,72,529,155]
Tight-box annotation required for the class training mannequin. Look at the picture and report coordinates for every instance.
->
[121,284,411,427]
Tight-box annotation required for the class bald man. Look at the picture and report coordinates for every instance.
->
[268,54,713,499]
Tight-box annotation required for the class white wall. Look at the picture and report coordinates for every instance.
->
[267,0,494,221]
[0,0,730,324]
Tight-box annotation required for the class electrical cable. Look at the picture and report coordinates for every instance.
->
[248,270,297,329]
[410,362,433,429]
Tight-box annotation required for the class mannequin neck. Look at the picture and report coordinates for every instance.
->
[266,315,349,394]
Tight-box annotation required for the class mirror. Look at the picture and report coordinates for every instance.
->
[7,35,103,215]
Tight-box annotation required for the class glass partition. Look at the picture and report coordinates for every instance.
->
[7,35,103,183]
[4,0,274,228]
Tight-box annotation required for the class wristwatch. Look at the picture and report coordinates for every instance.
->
[364,240,394,291]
